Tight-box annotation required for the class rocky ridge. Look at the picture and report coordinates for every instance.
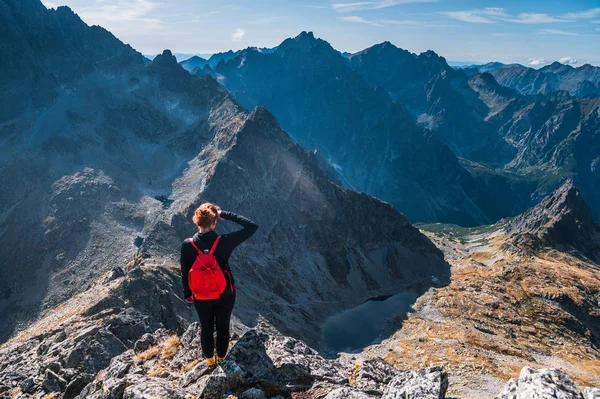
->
[487,62,600,98]
[505,182,600,261]
[2,313,598,398]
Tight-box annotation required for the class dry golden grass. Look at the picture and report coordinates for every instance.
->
[347,363,361,386]
[136,345,162,362]
[135,334,182,362]
[181,358,200,373]
[96,369,107,380]
[161,335,182,359]
[377,231,600,389]
[147,364,170,378]
[566,358,600,387]
[469,251,493,262]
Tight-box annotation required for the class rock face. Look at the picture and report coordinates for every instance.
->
[214,31,496,226]
[344,40,600,224]
[347,42,515,165]
[497,367,587,399]
[5,316,592,399]
[0,0,143,122]
[505,182,600,261]
[73,322,450,399]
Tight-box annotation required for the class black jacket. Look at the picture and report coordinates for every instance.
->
[180,210,259,299]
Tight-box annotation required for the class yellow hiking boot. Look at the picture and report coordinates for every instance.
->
[206,355,217,368]
[216,355,225,365]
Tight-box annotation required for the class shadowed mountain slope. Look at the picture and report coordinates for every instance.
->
[214,32,497,225]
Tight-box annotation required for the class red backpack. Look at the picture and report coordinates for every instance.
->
[188,236,227,300]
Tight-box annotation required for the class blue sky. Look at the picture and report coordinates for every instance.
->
[41,0,600,66]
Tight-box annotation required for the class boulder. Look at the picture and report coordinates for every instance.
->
[43,369,68,393]
[240,387,268,399]
[222,328,347,389]
[323,387,380,399]
[381,366,448,399]
[583,388,600,399]
[497,367,583,399]
[354,358,401,394]
[122,377,189,399]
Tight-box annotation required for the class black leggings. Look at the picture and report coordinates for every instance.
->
[193,294,235,358]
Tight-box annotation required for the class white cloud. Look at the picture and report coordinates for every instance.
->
[41,1,59,9]
[536,29,579,36]
[332,2,372,12]
[332,0,437,13]
[232,28,246,41]
[339,15,382,26]
[527,57,547,66]
[510,13,565,24]
[443,8,567,24]
[480,8,509,17]
[559,57,578,65]
[442,11,495,24]
[78,0,161,23]
[339,16,420,26]
[561,8,600,20]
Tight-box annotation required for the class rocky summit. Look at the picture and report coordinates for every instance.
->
[2,317,598,398]
[505,182,600,262]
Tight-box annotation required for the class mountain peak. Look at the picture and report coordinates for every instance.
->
[371,41,402,52]
[417,49,451,72]
[277,31,330,53]
[294,31,315,40]
[55,5,74,13]
[149,49,178,67]
[349,40,414,62]
[505,182,600,260]
[188,55,206,62]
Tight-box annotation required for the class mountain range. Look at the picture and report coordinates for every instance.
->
[1,0,599,397]
[464,61,600,98]
[209,35,600,225]
[0,1,448,348]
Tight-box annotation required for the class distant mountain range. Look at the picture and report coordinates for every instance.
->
[208,34,600,226]
[213,32,507,225]
[462,61,600,98]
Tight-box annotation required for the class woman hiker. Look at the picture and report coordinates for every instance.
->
[180,202,258,368]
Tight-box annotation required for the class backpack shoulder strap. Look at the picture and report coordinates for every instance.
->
[189,238,201,254]
[209,236,221,255]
